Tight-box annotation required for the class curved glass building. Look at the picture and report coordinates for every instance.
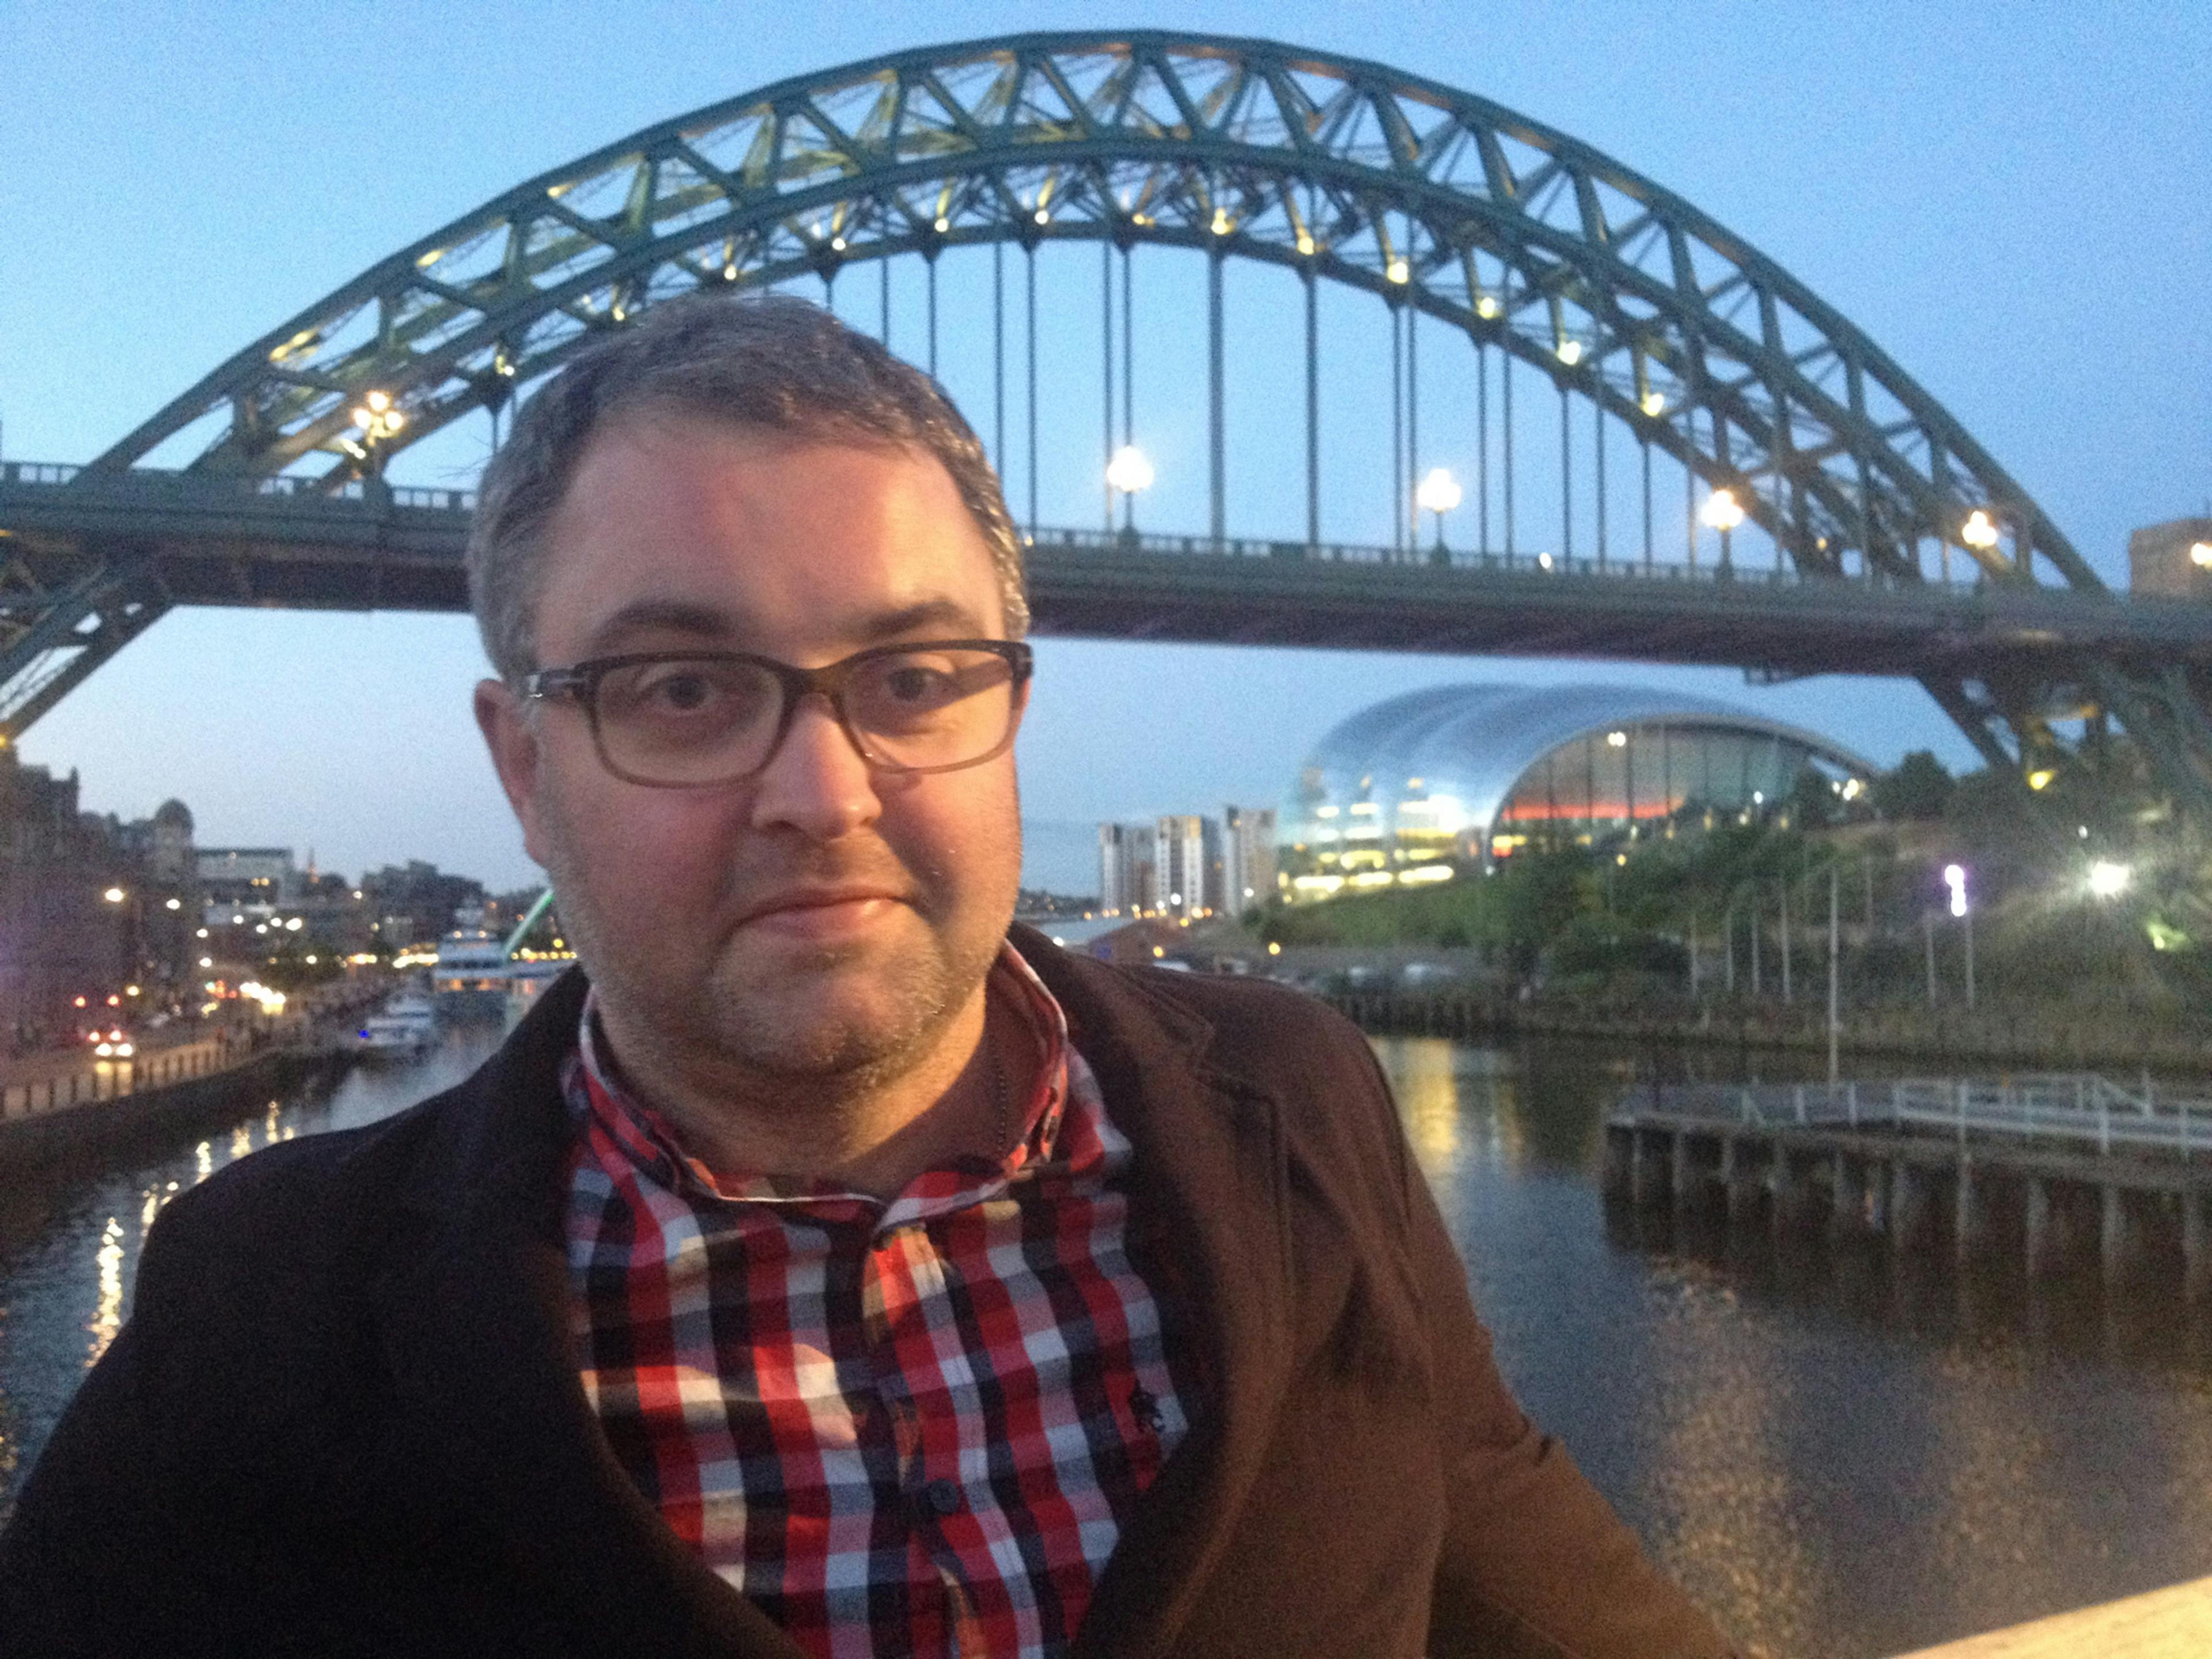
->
[1281,683,1874,899]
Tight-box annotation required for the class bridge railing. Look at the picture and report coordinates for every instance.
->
[0,460,478,516]
[1022,523,2008,597]
[1633,1075,2212,1158]
[5,459,2047,598]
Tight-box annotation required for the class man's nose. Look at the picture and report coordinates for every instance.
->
[748,694,881,839]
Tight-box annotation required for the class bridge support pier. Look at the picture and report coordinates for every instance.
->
[1829,1154,1868,1240]
[2025,1177,2067,1280]
[1630,1128,1666,1207]
[1955,1160,1988,1260]
[2101,1185,2143,1286]
[1603,1124,1632,1199]
[1672,1131,1710,1207]
[1890,1162,1932,1252]
[2184,1192,2211,1302]
[1716,1135,1752,1223]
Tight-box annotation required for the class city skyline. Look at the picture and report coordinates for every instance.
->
[5,3,2204,894]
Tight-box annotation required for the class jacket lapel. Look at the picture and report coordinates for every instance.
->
[368,969,803,1657]
[1016,932,1297,1658]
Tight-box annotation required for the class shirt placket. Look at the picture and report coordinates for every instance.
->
[862,1205,1029,1659]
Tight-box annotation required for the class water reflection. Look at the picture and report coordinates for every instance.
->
[0,1028,501,1518]
[6,1027,2210,1656]
[1370,1033,2212,1659]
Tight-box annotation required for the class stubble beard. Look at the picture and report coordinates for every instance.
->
[538,806,1012,1111]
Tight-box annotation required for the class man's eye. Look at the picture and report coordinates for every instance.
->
[883,666,955,705]
[650,673,715,712]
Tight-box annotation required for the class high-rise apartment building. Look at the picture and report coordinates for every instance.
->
[1221,805,1278,916]
[1097,821,1160,916]
[1156,815,1210,921]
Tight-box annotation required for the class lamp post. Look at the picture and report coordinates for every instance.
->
[349,389,406,483]
[1699,486,1744,573]
[1416,466,1463,560]
[1944,863,1974,1012]
[1105,444,1154,538]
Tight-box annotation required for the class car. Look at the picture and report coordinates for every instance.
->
[87,1027,135,1059]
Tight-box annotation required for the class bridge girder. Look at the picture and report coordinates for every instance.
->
[10,30,2210,814]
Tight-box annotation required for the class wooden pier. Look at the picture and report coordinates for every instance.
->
[1605,1074,2212,1289]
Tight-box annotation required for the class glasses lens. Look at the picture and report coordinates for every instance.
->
[846,647,1017,771]
[593,656,782,784]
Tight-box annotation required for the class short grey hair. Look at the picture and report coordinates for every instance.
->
[465,291,1028,684]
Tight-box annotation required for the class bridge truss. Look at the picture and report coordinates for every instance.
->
[6,29,2210,814]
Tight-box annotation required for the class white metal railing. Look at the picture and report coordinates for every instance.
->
[1627,1074,2212,1158]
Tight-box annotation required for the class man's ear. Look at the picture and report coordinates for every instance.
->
[474,678,550,865]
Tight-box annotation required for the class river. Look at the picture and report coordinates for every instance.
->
[3,1028,2210,1657]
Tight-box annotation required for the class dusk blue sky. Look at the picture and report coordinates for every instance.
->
[3,2,2205,893]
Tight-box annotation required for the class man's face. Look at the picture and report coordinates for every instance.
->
[475,413,1027,1089]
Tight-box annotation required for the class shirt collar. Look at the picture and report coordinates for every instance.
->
[569,940,1079,1218]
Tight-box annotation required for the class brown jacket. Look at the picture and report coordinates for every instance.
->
[0,930,1734,1656]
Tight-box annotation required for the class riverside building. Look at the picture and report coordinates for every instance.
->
[1279,683,1873,901]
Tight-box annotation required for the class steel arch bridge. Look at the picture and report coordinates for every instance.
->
[5,29,2211,815]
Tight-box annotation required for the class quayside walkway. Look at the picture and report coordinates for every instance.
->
[1605,1073,2212,1290]
[1896,1571,2212,1656]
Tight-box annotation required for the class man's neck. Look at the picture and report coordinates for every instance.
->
[592,979,1019,1200]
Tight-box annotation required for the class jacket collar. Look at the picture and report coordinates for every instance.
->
[372,938,1296,1657]
[369,968,802,1656]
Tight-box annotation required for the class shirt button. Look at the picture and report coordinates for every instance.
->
[925,1478,962,1517]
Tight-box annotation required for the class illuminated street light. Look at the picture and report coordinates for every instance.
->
[1106,444,1154,534]
[1106,444,1156,496]
[103,887,126,903]
[164,896,181,910]
[1961,509,2001,551]
[1416,467,1462,552]
[1555,339,1584,366]
[1605,729,1628,748]
[1641,390,1666,418]
[2192,541,2212,569]
[1943,863,1969,918]
[1385,257,1410,284]
[349,388,406,442]
[1699,487,1745,570]
[2026,768,2056,791]
[2088,861,2133,899]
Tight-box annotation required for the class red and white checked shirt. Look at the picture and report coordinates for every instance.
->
[563,945,1187,1658]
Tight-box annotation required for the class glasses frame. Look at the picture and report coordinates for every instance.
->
[521,638,1034,789]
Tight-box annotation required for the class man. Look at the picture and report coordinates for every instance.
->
[0,294,1735,1656]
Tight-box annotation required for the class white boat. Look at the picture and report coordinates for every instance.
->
[433,930,512,1020]
[354,993,437,1058]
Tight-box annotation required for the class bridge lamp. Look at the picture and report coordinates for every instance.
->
[1106,444,1154,532]
[1942,863,1969,918]
[1555,339,1584,367]
[2026,767,2055,791]
[1641,390,1666,418]
[1476,294,1501,320]
[103,887,126,903]
[2088,860,2132,900]
[1416,467,1462,551]
[1699,486,1745,569]
[1386,258,1411,285]
[1961,509,2001,551]
[350,389,406,445]
[2191,541,2212,568]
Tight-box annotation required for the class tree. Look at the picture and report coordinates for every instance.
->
[1873,750,1953,820]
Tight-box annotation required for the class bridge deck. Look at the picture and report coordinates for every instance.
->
[8,463,2212,676]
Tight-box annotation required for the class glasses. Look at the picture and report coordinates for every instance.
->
[522,639,1033,789]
